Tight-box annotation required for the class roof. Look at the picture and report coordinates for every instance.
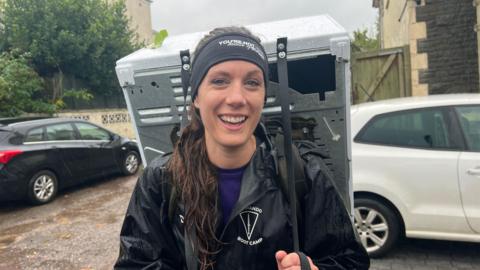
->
[4,117,89,129]
[350,93,480,133]
[351,93,480,115]
[116,14,350,86]
[0,116,51,126]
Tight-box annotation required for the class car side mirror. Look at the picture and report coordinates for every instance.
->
[111,134,120,141]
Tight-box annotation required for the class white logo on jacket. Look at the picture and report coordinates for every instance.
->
[237,206,263,246]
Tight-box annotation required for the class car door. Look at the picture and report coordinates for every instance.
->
[74,122,117,175]
[44,122,91,185]
[455,105,480,233]
[353,107,471,235]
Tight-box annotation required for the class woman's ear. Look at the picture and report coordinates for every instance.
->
[193,99,200,109]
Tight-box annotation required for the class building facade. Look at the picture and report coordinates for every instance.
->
[123,0,154,44]
[374,0,480,96]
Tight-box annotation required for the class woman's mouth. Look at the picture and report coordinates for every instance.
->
[219,115,247,124]
[219,115,247,130]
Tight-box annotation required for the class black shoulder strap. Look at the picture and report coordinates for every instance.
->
[180,50,191,132]
[161,156,198,270]
[166,181,198,270]
[274,133,308,222]
[168,185,178,224]
[297,252,312,270]
[184,225,198,270]
[276,37,301,252]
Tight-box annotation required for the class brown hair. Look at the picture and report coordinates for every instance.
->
[167,26,262,270]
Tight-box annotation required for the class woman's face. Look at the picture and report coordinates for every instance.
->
[194,60,265,152]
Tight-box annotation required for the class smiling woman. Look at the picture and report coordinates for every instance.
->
[115,26,369,270]
[194,60,265,167]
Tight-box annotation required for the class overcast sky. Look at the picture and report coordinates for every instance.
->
[150,0,378,37]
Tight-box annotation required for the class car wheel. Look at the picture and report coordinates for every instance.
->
[27,170,58,205]
[354,197,401,258]
[122,151,140,175]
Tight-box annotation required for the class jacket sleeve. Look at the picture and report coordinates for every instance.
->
[114,161,183,270]
[302,155,370,270]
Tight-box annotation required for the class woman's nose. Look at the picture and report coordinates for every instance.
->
[225,81,247,106]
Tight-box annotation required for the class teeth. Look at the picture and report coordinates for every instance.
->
[220,115,246,124]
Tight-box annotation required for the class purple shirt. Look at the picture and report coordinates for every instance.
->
[217,166,246,227]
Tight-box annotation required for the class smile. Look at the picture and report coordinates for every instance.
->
[219,115,247,124]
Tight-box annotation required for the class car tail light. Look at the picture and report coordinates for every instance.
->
[0,150,23,164]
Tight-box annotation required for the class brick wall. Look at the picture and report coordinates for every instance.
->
[416,0,479,94]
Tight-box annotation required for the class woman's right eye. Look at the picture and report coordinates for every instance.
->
[211,78,228,86]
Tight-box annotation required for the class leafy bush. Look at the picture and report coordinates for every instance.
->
[0,51,55,117]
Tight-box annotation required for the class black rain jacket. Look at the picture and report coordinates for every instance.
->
[114,126,370,269]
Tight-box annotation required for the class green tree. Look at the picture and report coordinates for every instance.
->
[0,0,140,98]
[0,50,55,117]
[352,28,380,52]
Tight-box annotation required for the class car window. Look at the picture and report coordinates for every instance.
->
[455,105,480,152]
[356,108,459,150]
[75,123,110,141]
[45,123,76,141]
[0,130,12,142]
[24,127,44,142]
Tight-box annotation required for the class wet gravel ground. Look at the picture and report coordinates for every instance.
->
[0,170,140,270]
[1,169,480,269]
[370,238,480,270]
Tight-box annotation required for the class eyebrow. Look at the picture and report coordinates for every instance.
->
[246,70,262,77]
[207,69,262,78]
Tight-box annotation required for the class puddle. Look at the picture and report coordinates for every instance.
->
[0,235,18,249]
[103,213,118,224]
[1,221,42,236]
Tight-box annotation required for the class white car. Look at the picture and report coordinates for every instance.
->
[351,94,480,257]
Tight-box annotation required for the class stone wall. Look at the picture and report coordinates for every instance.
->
[378,0,412,48]
[409,3,429,97]
[375,0,429,96]
[124,0,153,44]
[473,0,480,85]
[56,109,135,139]
[416,0,479,94]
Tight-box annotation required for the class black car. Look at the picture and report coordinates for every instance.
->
[0,117,140,204]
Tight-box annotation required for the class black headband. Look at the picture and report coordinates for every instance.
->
[190,32,269,101]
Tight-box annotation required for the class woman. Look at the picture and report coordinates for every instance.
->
[114,26,370,270]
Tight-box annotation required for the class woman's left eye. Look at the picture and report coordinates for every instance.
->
[211,78,228,86]
[245,79,261,87]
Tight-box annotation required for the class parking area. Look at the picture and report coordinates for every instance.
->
[1,171,479,270]
[370,239,480,270]
[0,172,139,270]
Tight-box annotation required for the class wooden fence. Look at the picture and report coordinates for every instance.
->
[351,45,412,104]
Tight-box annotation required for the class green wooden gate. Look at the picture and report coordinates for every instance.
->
[351,45,412,104]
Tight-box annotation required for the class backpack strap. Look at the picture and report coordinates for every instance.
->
[274,132,308,226]
[184,222,199,270]
[297,252,312,270]
[164,178,198,270]
[179,50,191,133]
[276,36,302,253]
[168,185,178,224]
[159,156,198,270]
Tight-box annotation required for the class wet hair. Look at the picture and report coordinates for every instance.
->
[167,26,264,270]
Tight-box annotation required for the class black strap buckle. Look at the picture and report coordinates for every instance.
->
[179,50,191,133]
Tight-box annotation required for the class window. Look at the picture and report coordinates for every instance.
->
[356,108,459,150]
[455,105,480,152]
[45,123,76,141]
[24,127,44,142]
[0,131,12,143]
[75,123,110,141]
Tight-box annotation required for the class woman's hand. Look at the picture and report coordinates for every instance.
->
[275,250,319,270]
